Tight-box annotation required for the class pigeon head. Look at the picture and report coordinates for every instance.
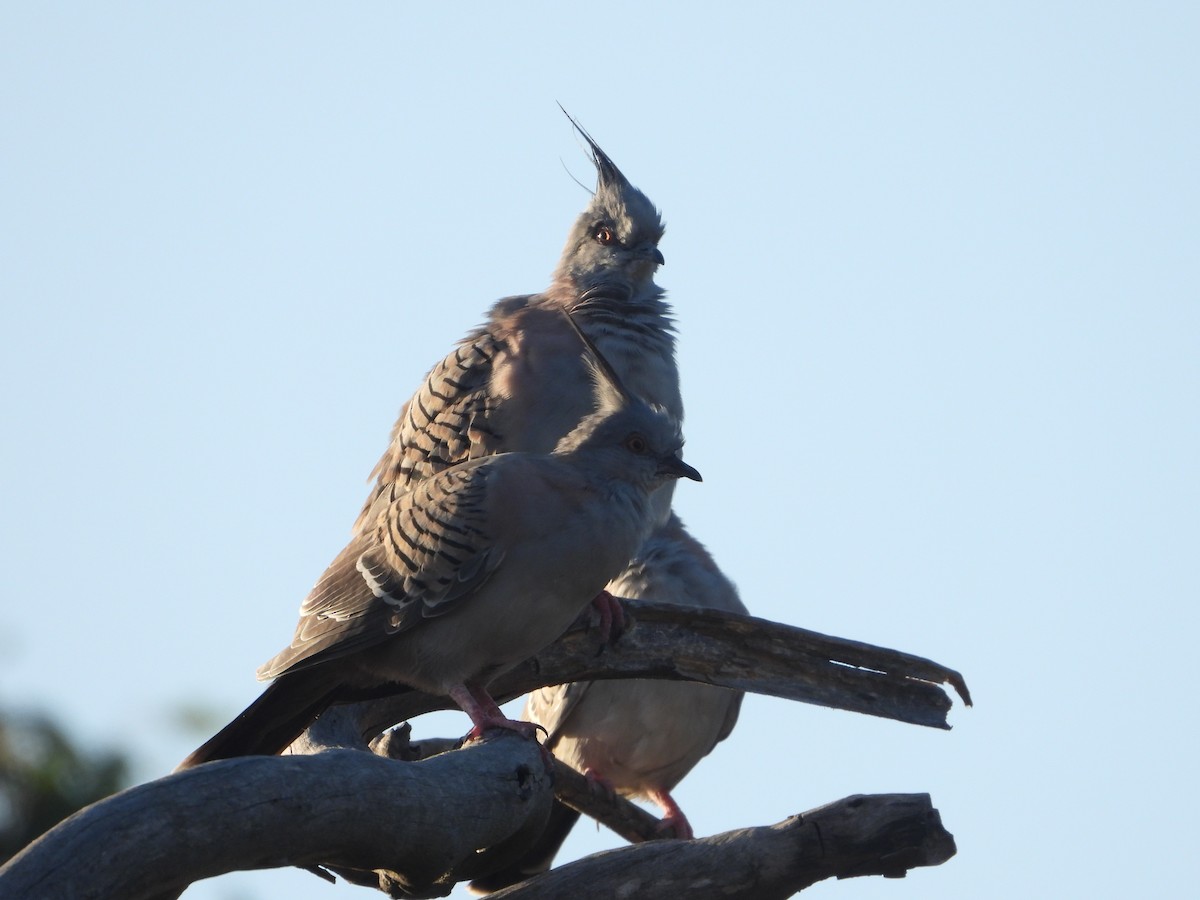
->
[554,310,699,487]
[552,108,666,294]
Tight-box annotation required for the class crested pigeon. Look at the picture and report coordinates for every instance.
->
[356,114,748,879]
[179,316,699,768]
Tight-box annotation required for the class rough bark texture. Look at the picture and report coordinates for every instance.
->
[0,609,969,898]
[487,793,957,900]
[0,734,552,900]
[348,600,972,741]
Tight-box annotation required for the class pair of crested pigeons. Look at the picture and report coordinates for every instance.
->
[182,113,747,891]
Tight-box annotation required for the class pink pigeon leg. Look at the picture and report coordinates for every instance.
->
[448,682,540,742]
[646,787,694,840]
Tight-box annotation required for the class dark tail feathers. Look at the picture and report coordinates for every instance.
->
[467,800,581,893]
[177,669,340,770]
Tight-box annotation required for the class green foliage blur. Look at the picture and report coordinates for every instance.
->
[0,710,128,863]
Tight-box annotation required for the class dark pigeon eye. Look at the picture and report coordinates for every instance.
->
[594,225,614,245]
[624,434,648,455]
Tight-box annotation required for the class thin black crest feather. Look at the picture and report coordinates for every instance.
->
[560,308,636,406]
[557,103,628,190]
[558,155,593,196]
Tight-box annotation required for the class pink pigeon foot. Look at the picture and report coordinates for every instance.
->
[448,682,541,742]
[590,590,626,644]
[647,787,694,840]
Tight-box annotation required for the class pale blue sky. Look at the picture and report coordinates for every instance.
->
[2,4,1197,899]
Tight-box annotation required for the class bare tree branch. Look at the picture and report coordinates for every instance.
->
[0,743,955,900]
[296,601,971,851]
[0,734,553,900]
[346,600,971,742]
[0,610,969,898]
[488,793,957,899]
[548,759,665,844]
[292,718,667,850]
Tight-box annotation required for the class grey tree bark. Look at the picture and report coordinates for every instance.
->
[486,793,957,900]
[0,604,969,899]
[334,599,972,742]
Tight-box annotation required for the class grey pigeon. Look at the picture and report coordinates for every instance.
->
[354,110,679,528]
[349,113,748,884]
[469,515,745,892]
[179,317,700,768]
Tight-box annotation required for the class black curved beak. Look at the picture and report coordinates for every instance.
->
[639,244,665,266]
[658,453,702,483]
